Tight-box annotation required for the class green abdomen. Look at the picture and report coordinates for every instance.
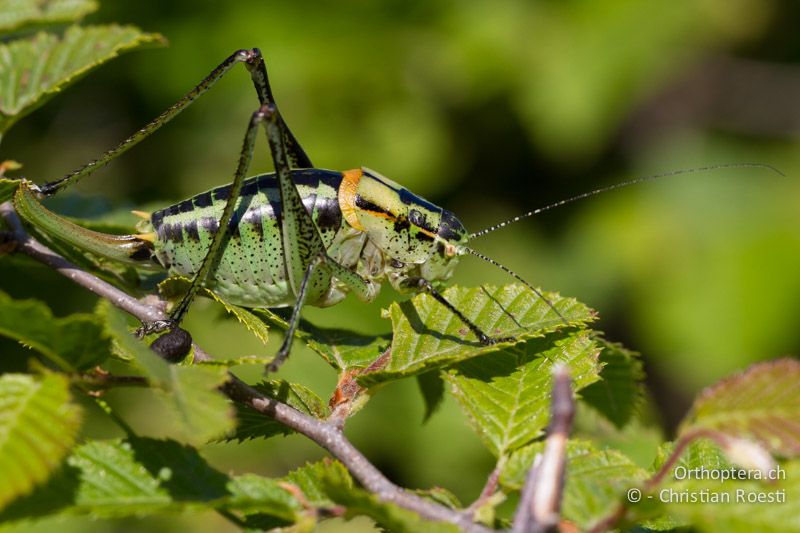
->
[150,169,349,307]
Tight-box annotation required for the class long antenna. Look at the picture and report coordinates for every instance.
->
[462,246,569,325]
[470,163,784,240]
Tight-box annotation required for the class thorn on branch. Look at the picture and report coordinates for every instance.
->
[513,364,574,533]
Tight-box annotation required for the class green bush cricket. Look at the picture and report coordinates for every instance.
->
[9,49,777,370]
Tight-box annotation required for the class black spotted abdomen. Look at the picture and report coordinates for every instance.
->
[149,169,350,308]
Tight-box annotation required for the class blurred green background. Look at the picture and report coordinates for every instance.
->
[2,0,799,530]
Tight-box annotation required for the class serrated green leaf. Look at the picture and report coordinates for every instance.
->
[0,177,19,203]
[229,380,329,442]
[413,486,462,509]
[1,439,171,520]
[104,305,235,445]
[636,439,729,530]
[0,290,111,370]
[284,459,352,509]
[299,321,392,371]
[444,330,601,456]
[253,308,389,370]
[580,338,644,429]
[416,370,445,422]
[501,440,648,530]
[0,0,97,34]
[284,459,458,530]
[0,25,165,134]
[561,446,649,530]
[130,286,388,371]
[164,365,236,445]
[0,373,81,510]
[0,437,305,524]
[0,439,461,529]
[666,464,800,533]
[309,460,459,533]
[160,277,270,346]
[653,437,734,474]
[68,441,179,512]
[645,440,800,533]
[123,437,231,502]
[224,473,298,523]
[359,284,595,386]
[679,359,800,456]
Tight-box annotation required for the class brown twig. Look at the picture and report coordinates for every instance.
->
[1,201,214,361]
[513,364,574,533]
[0,200,491,533]
[222,374,491,532]
[468,461,504,515]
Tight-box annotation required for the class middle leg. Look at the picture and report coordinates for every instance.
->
[138,104,281,357]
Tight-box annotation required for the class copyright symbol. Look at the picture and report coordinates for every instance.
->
[627,488,642,503]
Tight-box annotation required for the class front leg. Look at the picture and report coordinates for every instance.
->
[408,277,514,346]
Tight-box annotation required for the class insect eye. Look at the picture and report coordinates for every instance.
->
[408,209,425,227]
[390,259,404,269]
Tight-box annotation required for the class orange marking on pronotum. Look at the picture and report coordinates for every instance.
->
[338,168,364,230]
